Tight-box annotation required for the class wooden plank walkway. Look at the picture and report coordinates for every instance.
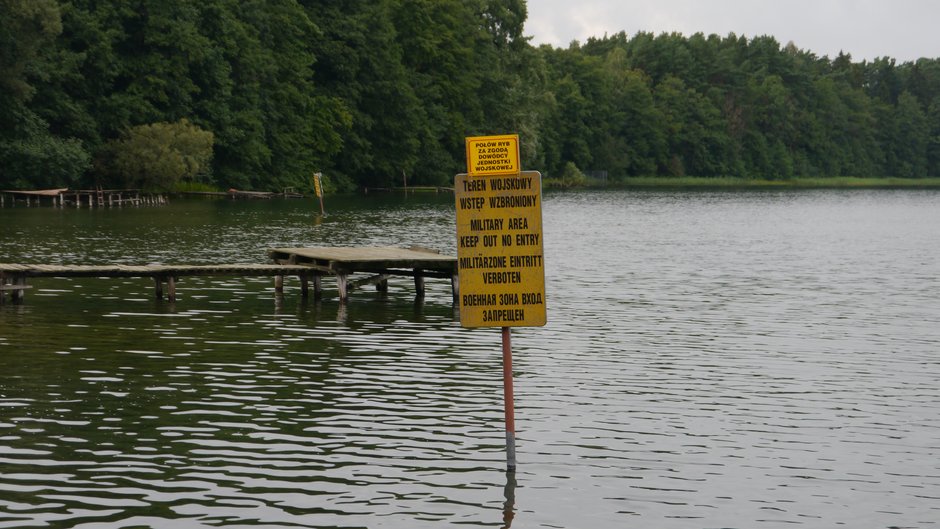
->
[268,246,457,302]
[1,247,458,304]
[0,263,314,303]
[1,188,166,208]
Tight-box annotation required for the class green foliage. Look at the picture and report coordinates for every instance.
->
[0,0,62,101]
[98,119,213,191]
[0,132,90,189]
[4,2,940,191]
[537,31,940,180]
[0,0,92,189]
[172,181,218,193]
[558,161,587,186]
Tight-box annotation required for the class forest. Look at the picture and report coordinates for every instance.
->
[2,0,939,192]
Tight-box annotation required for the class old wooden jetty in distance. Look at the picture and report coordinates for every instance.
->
[1,188,167,208]
[1,247,457,304]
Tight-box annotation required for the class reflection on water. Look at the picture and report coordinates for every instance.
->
[502,471,517,528]
[2,190,940,528]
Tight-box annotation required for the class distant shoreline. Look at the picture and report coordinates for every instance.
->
[545,177,940,189]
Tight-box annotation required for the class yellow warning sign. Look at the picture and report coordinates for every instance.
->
[466,134,520,176]
[455,171,546,327]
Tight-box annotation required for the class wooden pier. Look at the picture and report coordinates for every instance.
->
[0,247,457,304]
[268,246,458,302]
[1,188,167,208]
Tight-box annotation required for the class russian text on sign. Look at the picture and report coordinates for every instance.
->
[454,170,546,328]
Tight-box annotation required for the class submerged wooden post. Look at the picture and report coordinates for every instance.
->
[13,276,28,303]
[299,273,309,298]
[414,268,425,298]
[167,276,176,301]
[274,275,284,294]
[313,274,322,299]
[336,273,348,302]
[154,276,164,300]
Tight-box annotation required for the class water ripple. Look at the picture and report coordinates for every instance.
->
[2,191,940,527]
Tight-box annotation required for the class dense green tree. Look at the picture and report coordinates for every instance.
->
[0,0,62,99]
[97,119,213,191]
[655,76,731,176]
[0,113,90,189]
[4,2,940,190]
[882,91,929,177]
[0,0,90,188]
[303,0,420,189]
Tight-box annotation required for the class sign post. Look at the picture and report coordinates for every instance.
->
[313,172,325,216]
[455,134,546,472]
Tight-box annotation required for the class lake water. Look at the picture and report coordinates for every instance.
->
[1,189,939,528]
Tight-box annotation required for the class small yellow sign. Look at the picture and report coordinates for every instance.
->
[466,134,520,176]
[455,170,546,327]
[313,172,323,198]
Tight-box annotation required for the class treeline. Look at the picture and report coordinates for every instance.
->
[542,32,940,182]
[2,0,939,192]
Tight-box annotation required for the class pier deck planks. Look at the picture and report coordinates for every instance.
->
[0,263,314,278]
[0,263,316,303]
[268,246,457,301]
[1,247,458,304]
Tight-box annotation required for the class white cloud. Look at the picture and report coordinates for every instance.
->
[525,0,940,62]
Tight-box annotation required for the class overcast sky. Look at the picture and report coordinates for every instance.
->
[524,0,940,63]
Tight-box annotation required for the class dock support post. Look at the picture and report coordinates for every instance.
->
[167,276,176,301]
[299,273,309,298]
[12,276,27,303]
[336,273,348,302]
[154,276,164,300]
[451,272,459,304]
[313,274,322,299]
[376,276,389,293]
[274,275,284,294]
[414,269,425,298]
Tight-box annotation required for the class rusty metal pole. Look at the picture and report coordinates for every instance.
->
[502,326,517,472]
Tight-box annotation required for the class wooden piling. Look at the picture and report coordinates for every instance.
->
[336,273,348,302]
[414,268,425,298]
[313,274,322,299]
